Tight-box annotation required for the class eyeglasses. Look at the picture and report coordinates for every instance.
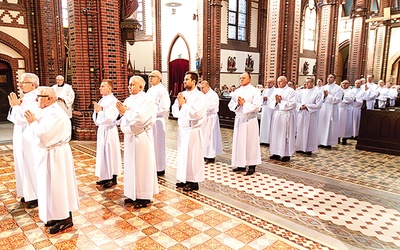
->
[149,75,157,78]
[19,82,33,85]
[37,95,49,98]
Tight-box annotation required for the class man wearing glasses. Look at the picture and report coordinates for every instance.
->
[7,73,41,209]
[146,70,171,177]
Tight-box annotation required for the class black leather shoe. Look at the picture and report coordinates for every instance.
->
[281,156,291,162]
[232,167,246,172]
[96,179,109,185]
[20,197,26,203]
[245,166,255,176]
[48,218,73,234]
[157,170,165,176]
[27,199,38,208]
[183,182,199,191]
[204,158,215,164]
[269,154,280,160]
[45,220,58,227]
[296,150,305,154]
[176,182,186,188]
[124,198,136,204]
[103,180,117,188]
[305,151,312,155]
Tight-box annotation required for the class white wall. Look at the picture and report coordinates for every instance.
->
[0,42,23,58]
[0,27,29,48]
[127,41,154,74]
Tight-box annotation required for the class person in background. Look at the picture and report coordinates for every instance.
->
[338,80,354,145]
[147,70,171,176]
[268,76,296,162]
[23,87,79,234]
[199,80,223,164]
[52,75,75,119]
[92,79,122,188]
[295,78,323,155]
[318,73,343,149]
[259,78,276,146]
[116,76,159,208]
[228,72,262,176]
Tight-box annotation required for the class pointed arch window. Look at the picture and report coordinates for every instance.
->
[228,0,247,41]
[302,0,317,51]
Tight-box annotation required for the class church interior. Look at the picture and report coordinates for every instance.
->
[0,0,400,249]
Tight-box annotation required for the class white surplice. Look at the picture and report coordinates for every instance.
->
[118,91,159,200]
[259,87,275,144]
[52,83,75,118]
[338,88,354,138]
[295,87,323,152]
[146,83,171,172]
[228,84,262,167]
[361,82,379,110]
[318,83,343,146]
[172,88,206,183]
[351,87,367,137]
[24,103,79,223]
[92,93,122,180]
[7,90,41,202]
[268,85,296,157]
[201,88,223,158]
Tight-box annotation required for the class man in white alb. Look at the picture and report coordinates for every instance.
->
[259,78,276,145]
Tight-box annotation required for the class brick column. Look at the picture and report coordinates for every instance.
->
[316,1,340,80]
[27,0,65,86]
[69,0,128,140]
[203,0,222,89]
[348,0,369,82]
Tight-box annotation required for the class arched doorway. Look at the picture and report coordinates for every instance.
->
[168,34,190,96]
[0,61,13,121]
[338,40,349,82]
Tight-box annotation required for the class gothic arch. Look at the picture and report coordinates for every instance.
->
[0,31,30,67]
[386,50,400,83]
[338,39,350,81]
[0,54,19,91]
[167,33,191,90]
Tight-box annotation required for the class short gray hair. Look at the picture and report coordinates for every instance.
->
[20,73,40,88]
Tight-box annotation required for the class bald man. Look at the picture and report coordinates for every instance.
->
[116,76,159,208]
[147,70,171,176]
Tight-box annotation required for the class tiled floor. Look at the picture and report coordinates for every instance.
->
[0,119,399,249]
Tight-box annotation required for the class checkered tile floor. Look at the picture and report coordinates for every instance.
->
[0,119,399,249]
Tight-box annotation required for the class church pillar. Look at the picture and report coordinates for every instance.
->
[348,0,370,82]
[68,0,128,140]
[281,0,302,81]
[263,0,284,79]
[27,0,65,85]
[258,1,268,84]
[203,0,222,89]
[153,0,162,71]
[316,1,340,80]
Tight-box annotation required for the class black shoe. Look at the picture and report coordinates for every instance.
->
[157,170,165,176]
[183,182,199,191]
[281,156,290,162]
[204,158,215,164]
[96,179,109,185]
[319,145,331,149]
[48,218,73,234]
[245,166,255,176]
[27,199,38,208]
[296,150,305,154]
[133,199,151,208]
[342,139,347,145]
[103,180,117,188]
[269,154,280,160]
[124,198,136,204]
[20,197,26,203]
[45,220,58,227]
[232,167,246,172]
[305,151,312,155]
[176,182,186,188]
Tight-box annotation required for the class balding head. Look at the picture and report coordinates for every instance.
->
[149,70,162,86]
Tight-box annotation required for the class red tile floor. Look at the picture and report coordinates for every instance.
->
[0,119,399,249]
